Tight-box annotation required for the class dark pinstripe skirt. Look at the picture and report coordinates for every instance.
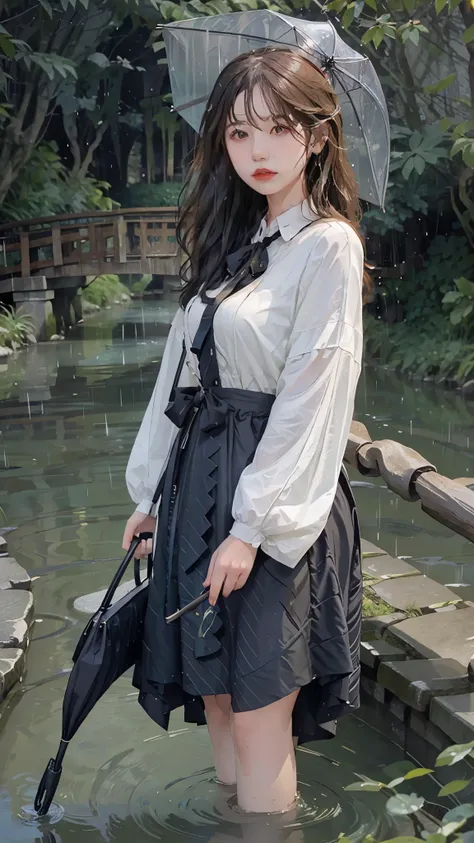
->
[132,385,362,744]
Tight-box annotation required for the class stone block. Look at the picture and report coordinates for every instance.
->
[385,607,474,667]
[74,578,135,614]
[360,639,407,670]
[0,648,25,700]
[377,658,470,712]
[13,290,54,302]
[409,709,450,753]
[361,539,387,557]
[0,557,31,590]
[430,694,474,746]
[362,612,407,636]
[372,576,461,614]
[0,275,47,295]
[361,675,386,704]
[0,590,33,649]
[363,554,418,579]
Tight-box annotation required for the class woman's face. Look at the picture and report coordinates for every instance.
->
[224,84,324,197]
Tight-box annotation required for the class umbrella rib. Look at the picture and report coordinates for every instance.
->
[334,67,385,206]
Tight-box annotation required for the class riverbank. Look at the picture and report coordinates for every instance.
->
[364,312,474,392]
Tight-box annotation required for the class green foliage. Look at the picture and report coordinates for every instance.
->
[0,306,35,349]
[442,277,474,332]
[403,236,474,326]
[364,312,474,383]
[0,143,117,222]
[345,739,474,841]
[120,182,185,208]
[82,274,130,307]
[363,126,451,236]
[129,274,152,294]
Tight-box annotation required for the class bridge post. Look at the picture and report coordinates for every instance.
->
[0,276,53,341]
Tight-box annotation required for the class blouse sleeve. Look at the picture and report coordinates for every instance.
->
[229,221,364,568]
[125,306,199,515]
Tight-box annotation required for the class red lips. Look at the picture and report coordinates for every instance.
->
[252,169,277,176]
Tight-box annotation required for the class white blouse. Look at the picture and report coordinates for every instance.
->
[126,198,364,569]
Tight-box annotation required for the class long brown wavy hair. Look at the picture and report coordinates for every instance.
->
[176,46,371,308]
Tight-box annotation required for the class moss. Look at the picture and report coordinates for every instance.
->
[362,590,394,618]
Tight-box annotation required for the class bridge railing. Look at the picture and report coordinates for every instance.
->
[345,420,474,543]
[0,208,180,278]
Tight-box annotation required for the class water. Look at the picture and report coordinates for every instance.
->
[0,297,468,842]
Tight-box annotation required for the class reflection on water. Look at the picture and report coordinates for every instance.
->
[0,298,468,841]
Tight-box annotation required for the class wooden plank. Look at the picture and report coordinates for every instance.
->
[88,224,97,261]
[52,223,63,266]
[140,219,149,257]
[20,229,30,276]
[113,215,127,263]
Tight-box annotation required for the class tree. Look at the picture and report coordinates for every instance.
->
[0,0,159,204]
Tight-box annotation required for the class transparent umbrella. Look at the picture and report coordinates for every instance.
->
[160,10,390,207]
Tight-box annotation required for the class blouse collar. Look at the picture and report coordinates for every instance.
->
[251,197,319,244]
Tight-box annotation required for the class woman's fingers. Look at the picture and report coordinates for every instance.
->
[203,551,217,589]
[135,538,153,559]
[209,564,227,606]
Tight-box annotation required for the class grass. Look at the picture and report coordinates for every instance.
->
[0,305,35,349]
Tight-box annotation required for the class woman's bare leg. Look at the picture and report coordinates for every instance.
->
[232,690,299,814]
[202,693,236,785]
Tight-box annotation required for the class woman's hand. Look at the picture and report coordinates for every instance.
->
[122,511,157,558]
[203,536,258,606]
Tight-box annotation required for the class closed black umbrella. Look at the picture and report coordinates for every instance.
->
[34,532,153,817]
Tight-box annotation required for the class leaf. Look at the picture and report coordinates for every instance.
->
[88,52,110,68]
[342,4,355,28]
[404,767,434,779]
[386,793,425,815]
[435,0,448,11]
[341,3,355,29]
[413,155,425,175]
[463,23,474,43]
[365,0,377,9]
[0,34,15,58]
[438,779,472,796]
[402,157,415,180]
[456,276,474,298]
[442,820,467,836]
[39,0,53,14]
[435,740,474,767]
[387,776,406,788]
[344,780,385,792]
[424,74,456,95]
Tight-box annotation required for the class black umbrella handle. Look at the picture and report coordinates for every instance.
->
[99,532,154,613]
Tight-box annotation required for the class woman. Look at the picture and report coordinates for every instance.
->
[123,46,366,816]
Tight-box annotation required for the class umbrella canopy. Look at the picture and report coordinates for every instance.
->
[34,533,153,817]
[160,11,390,207]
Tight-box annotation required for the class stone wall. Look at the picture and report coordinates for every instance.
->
[361,538,474,774]
[0,534,33,702]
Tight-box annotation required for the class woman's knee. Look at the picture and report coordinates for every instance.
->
[232,693,298,753]
[203,693,232,719]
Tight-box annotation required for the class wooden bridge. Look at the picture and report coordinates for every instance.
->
[0,208,181,281]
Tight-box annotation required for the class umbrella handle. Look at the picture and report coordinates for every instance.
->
[99,532,154,613]
[34,738,69,816]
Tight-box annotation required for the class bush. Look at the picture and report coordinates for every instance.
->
[0,142,118,223]
[129,274,152,294]
[343,738,474,841]
[120,182,184,208]
[82,275,130,308]
[0,305,35,348]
